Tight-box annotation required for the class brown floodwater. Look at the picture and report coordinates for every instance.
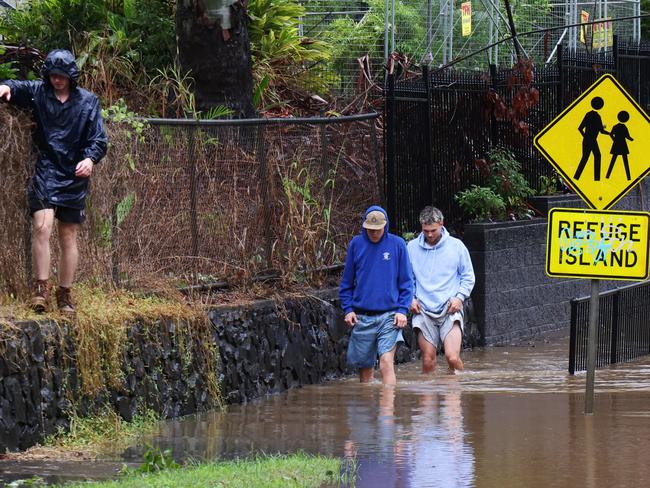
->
[2,332,650,487]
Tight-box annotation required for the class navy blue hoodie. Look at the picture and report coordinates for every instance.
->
[339,206,413,315]
[2,49,108,209]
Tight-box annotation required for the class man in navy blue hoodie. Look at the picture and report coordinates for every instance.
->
[0,49,107,314]
[339,206,413,384]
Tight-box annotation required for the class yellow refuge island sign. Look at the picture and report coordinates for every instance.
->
[546,208,650,280]
[535,74,650,210]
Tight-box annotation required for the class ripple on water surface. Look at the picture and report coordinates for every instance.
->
[3,333,650,487]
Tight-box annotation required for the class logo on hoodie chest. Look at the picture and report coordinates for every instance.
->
[382,252,391,261]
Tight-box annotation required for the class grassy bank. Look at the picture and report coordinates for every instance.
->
[58,453,346,488]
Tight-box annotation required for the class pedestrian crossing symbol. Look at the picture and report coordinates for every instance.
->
[534,74,650,210]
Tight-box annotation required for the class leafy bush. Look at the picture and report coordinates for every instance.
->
[485,147,535,218]
[456,148,534,222]
[455,185,506,222]
[248,0,332,108]
[320,0,425,86]
[537,174,560,196]
[0,45,16,80]
[0,0,174,110]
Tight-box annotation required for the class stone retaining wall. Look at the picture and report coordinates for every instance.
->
[209,289,417,404]
[0,319,214,451]
[0,290,420,452]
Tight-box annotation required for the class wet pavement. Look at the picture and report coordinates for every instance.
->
[2,331,650,487]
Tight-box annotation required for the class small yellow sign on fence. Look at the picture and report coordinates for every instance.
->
[546,208,650,280]
[461,2,472,37]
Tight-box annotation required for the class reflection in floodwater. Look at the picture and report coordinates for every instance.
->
[2,333,650,487]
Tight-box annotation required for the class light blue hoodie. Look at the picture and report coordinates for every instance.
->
[406,227,475,314]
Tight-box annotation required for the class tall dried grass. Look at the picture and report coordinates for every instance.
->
[0,105,381,295]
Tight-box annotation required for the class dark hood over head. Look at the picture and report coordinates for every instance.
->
[41,49,79,87]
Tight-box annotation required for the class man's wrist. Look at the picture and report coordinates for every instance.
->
[454,293,465,302]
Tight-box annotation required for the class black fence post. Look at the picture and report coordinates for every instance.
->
[385,73,397,226]
[569,298,577,374]
[556,43,564,114]
[488,64,498,146]
[423,65,435,207]
[613,34,619,77]
[610,290,619,364]
[370,119,384,206]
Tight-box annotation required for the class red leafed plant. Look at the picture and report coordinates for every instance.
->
[486,58,540,137]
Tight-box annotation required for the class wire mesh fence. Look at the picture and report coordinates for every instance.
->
[0,112,381,294]
[297,0,643,96]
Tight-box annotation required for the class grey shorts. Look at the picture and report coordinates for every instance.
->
[412,304,464,350]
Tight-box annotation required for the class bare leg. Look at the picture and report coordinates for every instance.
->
[444,322,464,372]
[58,222,80,288]
[378,347,397,385]
[32,209,55,280]
[417,331,437,373]
[359,367,374,383]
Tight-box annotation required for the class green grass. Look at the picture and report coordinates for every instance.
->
[44,409,160,455]
[58,453,346,488]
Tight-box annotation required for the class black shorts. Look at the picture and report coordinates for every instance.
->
[28,196,86,224]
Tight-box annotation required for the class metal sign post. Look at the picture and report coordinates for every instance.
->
[585,278,599,414]
[535,74,650,415]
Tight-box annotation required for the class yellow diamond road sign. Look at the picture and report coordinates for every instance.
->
[535,74,650,210]
[546,208,650,280]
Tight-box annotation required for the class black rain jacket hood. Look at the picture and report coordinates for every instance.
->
[41,49,80,88]
[2,49,108,209]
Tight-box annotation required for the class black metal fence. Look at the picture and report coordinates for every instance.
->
[384,38,650,235]
[569,281,650,374]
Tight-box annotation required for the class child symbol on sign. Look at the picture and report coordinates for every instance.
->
[605,110,634,180]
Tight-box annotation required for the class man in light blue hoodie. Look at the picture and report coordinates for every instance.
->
[407,206,475,373]
[339,206,413,385]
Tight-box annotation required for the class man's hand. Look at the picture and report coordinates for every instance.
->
[394,312,407,329]
[410,298,421,314]
[448,297,463,314]
[344,311,358,328]
[75,158,94,178]
[0,85,11,102]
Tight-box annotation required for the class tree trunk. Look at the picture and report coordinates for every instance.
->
[176,0,255,117]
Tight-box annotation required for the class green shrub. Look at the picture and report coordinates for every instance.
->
[455,185,506,222]
[0,45,16,80]
[455,148,534,222]
[485,147,535,219]
[248,0,333,107]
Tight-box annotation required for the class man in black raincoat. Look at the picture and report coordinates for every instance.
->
[0,49,108,314]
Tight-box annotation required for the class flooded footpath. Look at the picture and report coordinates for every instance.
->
[2,331,650,487]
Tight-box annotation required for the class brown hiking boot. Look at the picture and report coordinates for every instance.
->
[31,279,51,313]
[55,286,75,315]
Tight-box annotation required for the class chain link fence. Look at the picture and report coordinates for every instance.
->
[0,110,381,294]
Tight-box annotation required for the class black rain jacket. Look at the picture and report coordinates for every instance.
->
[2,49,108,209]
